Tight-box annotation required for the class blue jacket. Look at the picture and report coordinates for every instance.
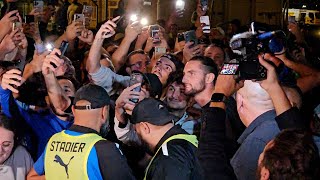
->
[0,87,73,157]
[231,110,280,180]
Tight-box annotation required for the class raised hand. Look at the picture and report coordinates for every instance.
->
[95,16,120,41]
[42,49,64,76]
[1,69,22,93]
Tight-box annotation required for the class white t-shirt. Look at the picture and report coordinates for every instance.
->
[0,146,34,180]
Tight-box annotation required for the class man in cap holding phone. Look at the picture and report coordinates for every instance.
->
[131,98,202,180]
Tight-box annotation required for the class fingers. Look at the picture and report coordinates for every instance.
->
[6,10,19,18]
[112,16,121,23]
[1,69,22,93]
[259,54,275,71]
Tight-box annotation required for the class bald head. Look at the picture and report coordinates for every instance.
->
[282,86,302,109]
[236,80,274,127]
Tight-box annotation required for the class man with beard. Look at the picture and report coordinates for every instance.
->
[131,98,202,180]
[182,56,243,178]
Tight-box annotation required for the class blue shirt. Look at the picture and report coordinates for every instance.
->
[231,110,280,180]
[0,87,73,157]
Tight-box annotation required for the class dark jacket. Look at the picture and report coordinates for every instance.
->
[145,125,203,180]
[197,106,237,180]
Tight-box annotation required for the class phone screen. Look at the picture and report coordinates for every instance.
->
[220,63,239,75]
[288,16,296,23]
[129,73,143,103]
[200,16,210,34]
[150,25,160,43]
[184,30,198,46]
[34,0,44,13]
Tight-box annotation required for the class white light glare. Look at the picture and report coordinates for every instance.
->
[46,44,54,51]
[140,18,148,25]
[302,5,307,8]
[176,0,184,7]
[130,14,138,22]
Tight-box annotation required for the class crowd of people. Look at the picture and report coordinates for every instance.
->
[0,0,320,179]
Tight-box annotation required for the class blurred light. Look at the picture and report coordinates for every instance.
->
[46,43,54,51]
[130,14,138,22]
[302,5,307,8]
[176,0,184,7]
[140,18,148,25]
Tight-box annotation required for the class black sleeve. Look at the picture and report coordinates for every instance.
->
[197,107,237,180]
[151,156,191,180]
[95,140,136,180]
[275,107,305,130]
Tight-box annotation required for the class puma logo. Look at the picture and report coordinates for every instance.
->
[54,155,74,179]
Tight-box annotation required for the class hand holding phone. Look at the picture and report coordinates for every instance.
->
[184,30,198,47]
[33,0,44,13]
[150,25,161,43]
[129,73,144,103]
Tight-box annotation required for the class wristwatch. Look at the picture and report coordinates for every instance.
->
[211,93,226,102]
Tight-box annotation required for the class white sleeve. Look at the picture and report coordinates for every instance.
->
[89,66,130,94]
[114,116,141,146]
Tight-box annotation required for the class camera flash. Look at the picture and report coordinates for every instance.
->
[46,44,54,51]
[130,14,138,22]
[176,0,184,7]
[140,18,148,25]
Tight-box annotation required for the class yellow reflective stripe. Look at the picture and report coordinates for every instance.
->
[143,134,198,180]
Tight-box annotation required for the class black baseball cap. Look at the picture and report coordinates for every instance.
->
[73,84,110,110]
[131,98,178,125]
[143,73,162,99]
[160,54,184,72]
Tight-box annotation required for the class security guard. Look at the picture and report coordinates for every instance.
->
[131,98,203,180]
[28,84,135,180]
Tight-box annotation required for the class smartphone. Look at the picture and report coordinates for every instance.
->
[155,47,166,60]
[50,41,69,68]
[200,16,210,34]
[82,5,93,16]
[288,16,296,24]
[177,33,185,42]
[12,22,22,31]
[74,14,85,25]
[176,0,185,11]
[25,15,35,24]
[150,25,160,43]
[34,0,44,13]
[59,41,69,57]
[129,73,144,103]
[200,0,208,11]
[220,63,240,75]
[184,30,198,46]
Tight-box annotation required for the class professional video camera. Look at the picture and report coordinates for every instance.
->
[224,22,285,80]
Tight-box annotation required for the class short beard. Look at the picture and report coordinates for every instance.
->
[185,78,206,96]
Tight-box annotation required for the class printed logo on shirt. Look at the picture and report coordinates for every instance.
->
[50,141,86,152]
[54,155,74,179]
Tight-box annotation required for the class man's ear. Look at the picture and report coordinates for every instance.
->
[260,166,270,180]
[71,105,75,115]
[126,67,131,75]
[205,73,215,84]
[141,122,151,134]
[101,105,109,122]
